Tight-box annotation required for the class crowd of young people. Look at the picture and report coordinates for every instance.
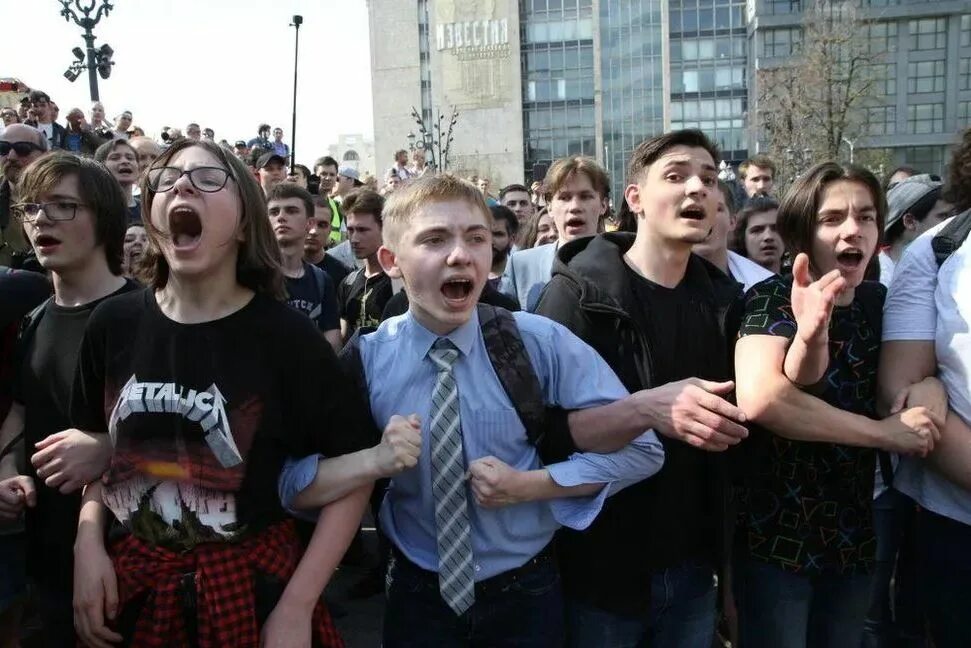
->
[0,110,969,648]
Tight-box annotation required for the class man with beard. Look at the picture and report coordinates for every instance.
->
[62,109,107,157]
[0,125,48,267]
[489,204,518,288]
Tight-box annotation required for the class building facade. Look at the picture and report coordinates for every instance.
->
[369,0,968,194]
[327,133,376,179]
[749,0,971,176]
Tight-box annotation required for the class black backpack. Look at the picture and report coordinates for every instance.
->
[0,297,51,462]
[340,303,574,465]
[931,208,971,268]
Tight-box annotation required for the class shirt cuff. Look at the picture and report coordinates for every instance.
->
[278,454,323,522]
[546,460,609,531]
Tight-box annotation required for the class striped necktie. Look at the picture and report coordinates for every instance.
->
[427,338,475,616]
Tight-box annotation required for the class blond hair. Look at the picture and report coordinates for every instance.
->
[382,173,491,251]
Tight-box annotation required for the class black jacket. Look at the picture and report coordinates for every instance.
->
[535,232,741,616]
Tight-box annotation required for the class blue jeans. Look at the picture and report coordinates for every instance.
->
[383,548,564,647]
[736,558,873,648]
[565,561,717,648]
[0,534,25,613]
[916,508,971,648]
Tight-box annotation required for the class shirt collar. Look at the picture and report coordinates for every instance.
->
[407,308,479,363]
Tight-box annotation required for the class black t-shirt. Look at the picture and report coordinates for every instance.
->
[736,275,882,575]
[14,279,138,589]
[338,269,393,337]
[70,288,376,551]
[621,263,725,568]
[285,262,339,332]
[314,254,351,291]
[380,282,520,321]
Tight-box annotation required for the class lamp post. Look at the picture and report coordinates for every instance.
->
[289,15,303,169]
[410,105,459,171]
[59,1,114,102]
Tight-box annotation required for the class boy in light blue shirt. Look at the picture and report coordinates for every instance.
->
[280,174,665,647]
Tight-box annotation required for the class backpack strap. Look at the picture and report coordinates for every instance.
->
[307,263,328,302]
[931,209,971,268]
[477,304,574,464]
[0,296,51,462]
[337,325,379,433]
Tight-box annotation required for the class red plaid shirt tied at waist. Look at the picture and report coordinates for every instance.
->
[110,519,342,648]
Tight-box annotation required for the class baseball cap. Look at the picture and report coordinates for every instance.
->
[234,140,247,148]
[339,166,363,185]
[257,152,287,169]
[885,173,943,233]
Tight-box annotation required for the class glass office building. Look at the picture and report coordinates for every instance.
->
[520,0,747,200]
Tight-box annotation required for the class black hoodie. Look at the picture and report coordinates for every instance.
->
[535,232,741,616]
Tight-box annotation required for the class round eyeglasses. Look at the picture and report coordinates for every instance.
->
[147,166,232,193]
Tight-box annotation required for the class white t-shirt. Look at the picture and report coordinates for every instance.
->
[878,250,895,287]
[727,251,774,292]
[883,218,971,525]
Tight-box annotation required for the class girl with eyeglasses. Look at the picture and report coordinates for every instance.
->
[70,139,374,647]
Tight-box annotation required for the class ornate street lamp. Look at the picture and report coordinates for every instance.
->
[59,0,115,101]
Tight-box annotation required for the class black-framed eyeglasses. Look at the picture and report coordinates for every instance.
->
[0,141,44,157]
[11,201,86,223]
[147,166,232,193]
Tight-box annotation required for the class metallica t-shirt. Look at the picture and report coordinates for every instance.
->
[71,288,375,550]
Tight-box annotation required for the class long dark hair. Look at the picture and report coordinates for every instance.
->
[138,139,284,299]
[777,162,885,272]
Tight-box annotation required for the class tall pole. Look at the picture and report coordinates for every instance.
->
[82,27,98,101]
[290,15,303,169]
[59,1,114,102]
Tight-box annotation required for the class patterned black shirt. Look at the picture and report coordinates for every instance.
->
[736,275,884,575]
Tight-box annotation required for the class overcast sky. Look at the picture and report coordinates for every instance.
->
[1,0,374,167]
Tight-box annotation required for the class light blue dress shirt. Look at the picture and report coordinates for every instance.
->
[279,309,664,581]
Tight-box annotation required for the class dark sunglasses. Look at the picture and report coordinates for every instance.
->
[0,141,44,157]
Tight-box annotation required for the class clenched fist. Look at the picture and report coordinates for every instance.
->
[469,456,524,509]
[0,476,36,520]
[375,414,422,477]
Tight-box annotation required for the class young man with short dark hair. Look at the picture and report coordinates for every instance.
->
[338,189,392,341]
[0,152,136,646]
[500,183,535,225]
[26,91,67,151]
[304,194,352,288]
[313,155,344,244]
[257,152,288,196]
[535,130,750,647]
[266,183,341,351]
